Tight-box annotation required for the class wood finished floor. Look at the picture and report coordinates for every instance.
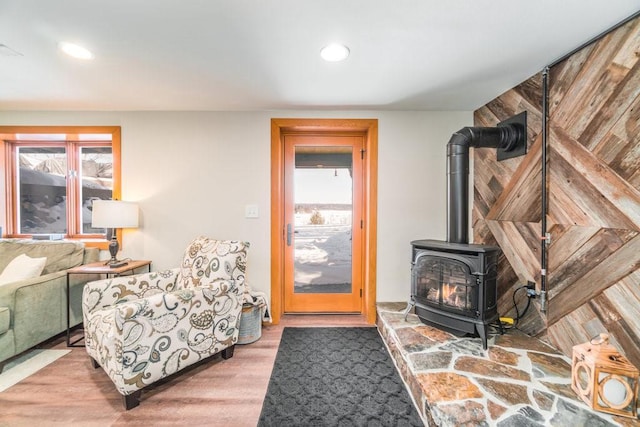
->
[0,315,370,426]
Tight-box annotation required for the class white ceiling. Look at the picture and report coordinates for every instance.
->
[1,1,638,112]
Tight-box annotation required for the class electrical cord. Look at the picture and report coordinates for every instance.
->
[489,284,532,333]
[512,285,531,327]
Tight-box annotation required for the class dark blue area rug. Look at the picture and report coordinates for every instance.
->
[258,327,423,426]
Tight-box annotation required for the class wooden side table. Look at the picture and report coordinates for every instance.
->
[66,260,152,347]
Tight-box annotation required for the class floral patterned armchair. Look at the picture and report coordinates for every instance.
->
[82,237,249,409]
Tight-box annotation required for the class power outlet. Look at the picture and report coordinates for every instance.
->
[245,204,259,218]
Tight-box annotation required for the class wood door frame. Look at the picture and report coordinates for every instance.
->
[271,118,378,324]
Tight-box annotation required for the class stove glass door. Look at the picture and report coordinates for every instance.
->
[412,253,478,314]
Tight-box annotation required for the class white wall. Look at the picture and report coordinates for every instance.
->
[0,110,472,302]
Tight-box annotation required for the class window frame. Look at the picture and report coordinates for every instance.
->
[1,126,121,250]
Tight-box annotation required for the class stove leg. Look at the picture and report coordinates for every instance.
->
[403,300,415,321]
[477,324,488,350]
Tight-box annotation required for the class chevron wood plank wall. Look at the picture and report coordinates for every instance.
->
[473,16,640,367]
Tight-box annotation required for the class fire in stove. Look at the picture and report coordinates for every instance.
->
[421,276,473,310]
[433,283,472,310]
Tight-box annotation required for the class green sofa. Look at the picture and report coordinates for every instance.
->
[0,239,100,368]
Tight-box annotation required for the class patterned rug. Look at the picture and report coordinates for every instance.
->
[258,327,424,426]
[0,349,70,392]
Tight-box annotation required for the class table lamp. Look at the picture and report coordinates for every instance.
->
[91,200,139,268]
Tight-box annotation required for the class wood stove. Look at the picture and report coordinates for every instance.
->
[405,114,526,349]
[408,239,501,349]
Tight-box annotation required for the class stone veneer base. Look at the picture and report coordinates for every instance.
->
[377,303,640,427]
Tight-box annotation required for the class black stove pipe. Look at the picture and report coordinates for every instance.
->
[447,125,525,244]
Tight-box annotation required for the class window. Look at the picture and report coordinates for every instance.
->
[1,126,121,249]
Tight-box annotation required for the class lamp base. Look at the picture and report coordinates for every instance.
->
[107,260,129,268]
[105,228,128,268]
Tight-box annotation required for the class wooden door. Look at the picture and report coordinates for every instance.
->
[283,134,364,312]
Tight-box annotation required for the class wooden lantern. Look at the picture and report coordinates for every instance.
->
[571,333,639,419]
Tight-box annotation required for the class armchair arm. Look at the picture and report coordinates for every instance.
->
[83,268,179,315]
[85,279,242,395]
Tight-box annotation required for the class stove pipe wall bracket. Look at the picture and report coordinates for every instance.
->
[447,111,527,244]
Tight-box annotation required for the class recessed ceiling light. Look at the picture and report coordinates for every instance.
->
[320,43,350,62]
[59,42,94,60]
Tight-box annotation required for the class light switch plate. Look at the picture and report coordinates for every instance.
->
[245,204,259,218]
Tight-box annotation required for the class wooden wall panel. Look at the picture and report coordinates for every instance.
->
[594,98,640,190]
[547,272,640,368]
[474,16,640,364]
[551,21,639,141]
[547,228,637,298]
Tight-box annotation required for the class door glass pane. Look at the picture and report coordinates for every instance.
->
[294,147,353,294]
[80,146,113,233]
[17,146,67,234]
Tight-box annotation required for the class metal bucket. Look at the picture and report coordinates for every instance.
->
[238,303,262,344]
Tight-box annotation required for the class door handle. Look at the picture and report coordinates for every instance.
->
[286,223,292,246]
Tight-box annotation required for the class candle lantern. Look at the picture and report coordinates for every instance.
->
[571,333,639,419]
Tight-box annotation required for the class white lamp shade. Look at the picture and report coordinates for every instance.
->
[91,200,139,229]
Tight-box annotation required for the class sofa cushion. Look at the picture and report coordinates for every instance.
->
[0,254,47,286]
[0,239,85,275]
[0,306,9,334]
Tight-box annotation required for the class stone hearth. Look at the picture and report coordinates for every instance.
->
[377,303,639,427]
